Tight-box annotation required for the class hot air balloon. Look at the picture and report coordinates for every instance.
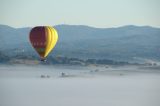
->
[29,26,58,61]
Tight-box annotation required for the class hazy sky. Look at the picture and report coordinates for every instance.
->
[0,0,160,28]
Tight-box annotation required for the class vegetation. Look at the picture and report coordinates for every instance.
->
[0,52,130,65]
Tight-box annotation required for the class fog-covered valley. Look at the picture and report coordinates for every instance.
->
[0,65,160,106]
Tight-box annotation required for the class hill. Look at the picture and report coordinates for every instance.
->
[0,24,160,62]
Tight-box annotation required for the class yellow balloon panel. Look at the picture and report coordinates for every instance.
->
[44,27,58,58]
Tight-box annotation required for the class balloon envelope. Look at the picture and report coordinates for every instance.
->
[29,26,58,59]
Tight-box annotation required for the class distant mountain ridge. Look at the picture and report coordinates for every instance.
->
[0,24,160,62]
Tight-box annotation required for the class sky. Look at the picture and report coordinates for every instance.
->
[0,0,160,28]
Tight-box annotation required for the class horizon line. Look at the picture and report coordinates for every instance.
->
[0,24,160,29]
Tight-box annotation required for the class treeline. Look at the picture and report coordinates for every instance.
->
[47,56,129,65]
[0,51,130,65]
[0,51,10,63]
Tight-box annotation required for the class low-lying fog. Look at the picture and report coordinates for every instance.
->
[0,64,160,106]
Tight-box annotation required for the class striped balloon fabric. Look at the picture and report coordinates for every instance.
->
[29,26,58,60]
